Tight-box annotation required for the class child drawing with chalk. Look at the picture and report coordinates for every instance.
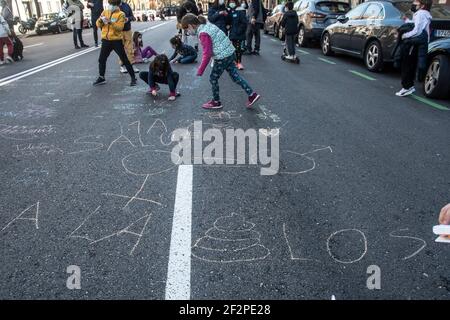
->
[169,35,198,64]
[139,54,180,101]
[181,13,260,110]
[133,31,158,64]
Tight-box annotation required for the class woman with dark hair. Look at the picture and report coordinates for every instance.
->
[208,0,229,34]
[395,0,432,97]
[139,54,181,101]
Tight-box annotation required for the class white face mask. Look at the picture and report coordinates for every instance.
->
[108,5,117,11]
[241,3,247,8]
[229,2,236,8]
[219,0,225,5]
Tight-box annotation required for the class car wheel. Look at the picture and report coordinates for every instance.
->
[264,24,268,34]
[365,40,383,72]
[297,26,308,47]
[57,26,62,34]
[18,26,27,34]
[36,30,42,35]
[273,24,277,37]
[321,32,333,56]
[424,54,450,99]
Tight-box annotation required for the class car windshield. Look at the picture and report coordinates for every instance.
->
[315,1,350,13]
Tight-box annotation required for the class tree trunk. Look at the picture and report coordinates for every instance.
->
[33,0,41,17]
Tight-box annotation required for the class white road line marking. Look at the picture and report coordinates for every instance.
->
[0,22,171,87]
[0,46,99,87]
[23,43,43,49]
[165,164,193,300]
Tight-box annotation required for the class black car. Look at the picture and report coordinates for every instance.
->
[294,0,350,47]
[424,38,450,99]
[35,12,69,35]
[321,0,450,72]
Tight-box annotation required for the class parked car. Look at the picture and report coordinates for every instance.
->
[294,0,350,47]
[35,12,69,35]
[423,38,450,99]
[321,0,450,72]
[263,4,285,38]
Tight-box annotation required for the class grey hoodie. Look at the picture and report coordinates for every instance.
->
[403,9,432,40]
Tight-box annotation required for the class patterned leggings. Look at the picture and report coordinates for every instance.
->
[210,54,253,102]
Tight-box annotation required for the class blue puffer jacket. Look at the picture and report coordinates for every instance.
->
[208,4,228,34]
[227,7,247,41]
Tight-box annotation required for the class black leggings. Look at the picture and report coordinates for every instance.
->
[73,28,85,47]
[401,45,418,89]
[139,70,179,93]
[232,40,243,63]
[98,39,135,79]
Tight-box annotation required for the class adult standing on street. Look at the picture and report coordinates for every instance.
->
[68,0,88,49]
[87,0,103,47]
[0,14,13,64]
[119,0,138,73]
[177,0,199,45]
[245,0,266,55]
[208,0,229,34]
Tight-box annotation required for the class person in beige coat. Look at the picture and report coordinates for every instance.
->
[68,0,89,49]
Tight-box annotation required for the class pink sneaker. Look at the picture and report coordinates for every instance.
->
[237,63,244,70]
[247,92,260,108]
[168,92,179,101]
[202,100,223,109]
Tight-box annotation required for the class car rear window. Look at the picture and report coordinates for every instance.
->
[315,1,350,13]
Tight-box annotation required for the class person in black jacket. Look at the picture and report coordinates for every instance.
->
[169,35,197,64]
[177,0,199,45]
[245,0,266,55]
[227,0,247,69]
[208,0,229,34]
[87,0,103,47]
[280,1,298,60]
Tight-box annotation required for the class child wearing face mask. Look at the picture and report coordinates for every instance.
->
[227,0,248,70]
[133,31,158,64]
[395,0,432,97]
[93,0,137,86]
[208,0,229,34]
[181,13,260,109]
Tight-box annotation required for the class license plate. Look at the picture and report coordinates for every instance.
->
[435,29,450,38]
[40,27,47,30]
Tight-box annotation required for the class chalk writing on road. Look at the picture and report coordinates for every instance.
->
[1,202,40,233]
[192,213,271,263]
[0,124,57,140]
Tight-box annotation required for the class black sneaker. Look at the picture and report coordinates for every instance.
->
[75,45,81,49]
[252,50,260,55]
[194,44,199,52]
[95,42,99,47]
[93,77,106,86]
[81,44,89,48]
[130,78,137,86]
[242,50,252,55]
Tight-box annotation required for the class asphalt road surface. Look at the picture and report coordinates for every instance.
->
[0,18,449,300]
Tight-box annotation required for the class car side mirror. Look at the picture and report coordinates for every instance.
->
[337,15,348,23]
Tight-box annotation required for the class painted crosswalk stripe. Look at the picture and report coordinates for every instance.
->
[165,164,193,300]
[348,70,376,81]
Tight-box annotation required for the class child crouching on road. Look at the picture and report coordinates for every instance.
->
[181,13,260,109]
[93,0,137,86]
[139,54,181,101]
[169,35,198,64]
